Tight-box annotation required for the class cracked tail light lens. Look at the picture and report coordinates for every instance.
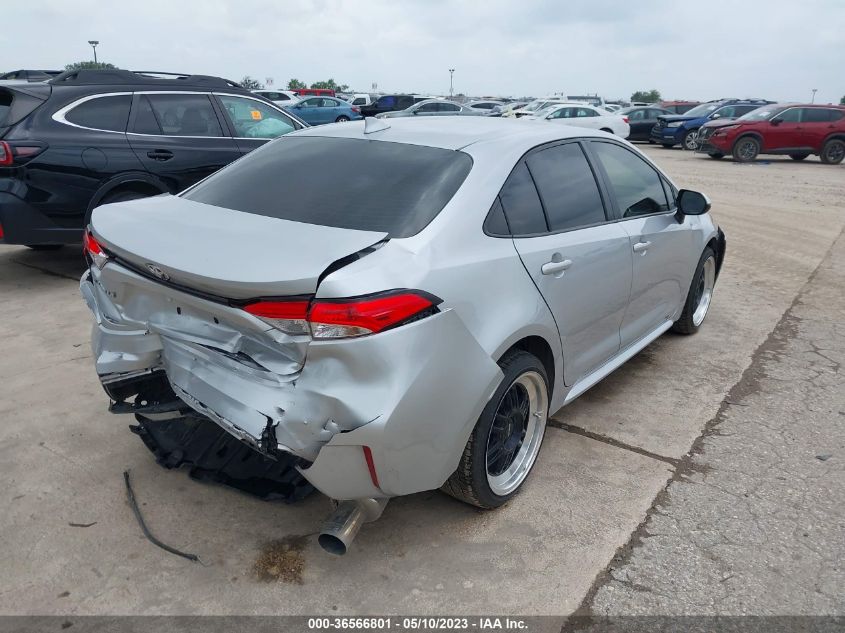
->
[83,229,109,269]
[243,300,310,336]
[243,291,441,339]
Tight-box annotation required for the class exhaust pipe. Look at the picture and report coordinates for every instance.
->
[318,498,388,555]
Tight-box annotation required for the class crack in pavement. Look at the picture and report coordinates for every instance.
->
[548,419,680,467]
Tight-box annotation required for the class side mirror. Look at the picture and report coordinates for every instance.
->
[710,113,721,120]
[677,189,711,216]
[770,118,782,126]
[412,109,419,115]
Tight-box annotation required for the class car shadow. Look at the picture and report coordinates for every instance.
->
[0,245,86,290]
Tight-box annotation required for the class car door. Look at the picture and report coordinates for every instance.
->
[438,102,462,116]
[588,140,693,347]
[501,142,632,386]
[798,108,838,149]
[292,97,322,124]
[574,107,602,130]
[214,94,302,155]
[764,107,803,150]
[413,102,440,117]
[626,109,648,139]
[126,92,241,193]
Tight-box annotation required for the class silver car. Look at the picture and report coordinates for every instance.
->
[81,118,725,554]
[376,98,484,119]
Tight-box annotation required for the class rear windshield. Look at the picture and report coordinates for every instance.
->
[183,136,473,238]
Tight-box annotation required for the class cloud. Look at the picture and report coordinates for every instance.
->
[1,0,843,103]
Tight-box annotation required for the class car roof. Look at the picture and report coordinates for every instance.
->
[290,116,607,152]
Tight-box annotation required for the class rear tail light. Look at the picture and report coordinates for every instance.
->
[622,116,629,123]
[0,141,46,166]
[0,142,11,166]
[351,106,361,113]
[83,228,109,269]
[243,290,441,339]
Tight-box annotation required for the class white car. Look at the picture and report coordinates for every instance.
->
[504,98,569,118]
[349,93,374,107]
[252,89,301,106]
[528,103,630,138]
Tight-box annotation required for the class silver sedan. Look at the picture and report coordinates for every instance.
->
[376,98,485,118]
[81,118,725,554]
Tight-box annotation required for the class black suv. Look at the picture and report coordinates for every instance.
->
[0,69,307,247]
[359,94,429,117]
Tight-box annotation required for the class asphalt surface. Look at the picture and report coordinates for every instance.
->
[0,146,843,616]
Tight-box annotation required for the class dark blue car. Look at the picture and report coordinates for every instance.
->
[284,96,363,125]
[650,99,773,150]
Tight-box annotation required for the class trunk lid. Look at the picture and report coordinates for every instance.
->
[91,195,388,300]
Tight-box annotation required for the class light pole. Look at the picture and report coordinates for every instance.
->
[449,68,455,98]
[811,88,817,104]
[88,40,99,64]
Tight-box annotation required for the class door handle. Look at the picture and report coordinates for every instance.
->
[633,241,651,253]
[541,259,572,275]
[147,150,174,161]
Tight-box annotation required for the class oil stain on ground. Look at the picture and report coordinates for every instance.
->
[253,535,309,584]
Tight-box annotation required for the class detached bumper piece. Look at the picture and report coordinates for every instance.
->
[107,371,314,503]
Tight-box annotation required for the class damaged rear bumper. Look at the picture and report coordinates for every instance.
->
[81,263,502,500]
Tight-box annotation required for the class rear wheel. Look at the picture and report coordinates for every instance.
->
[672,246,717,335]
[682,129,700,151]
[789,153,810,161]
[820,139,845,165]
[732,136,760,163]
[335,115,350,123]
[442,350,549,509]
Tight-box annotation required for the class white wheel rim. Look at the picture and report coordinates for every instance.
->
[693,256,716,327]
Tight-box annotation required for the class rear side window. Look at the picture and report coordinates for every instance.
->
[183,137,472,238]
[65,95,131,132]
[133,94,223,137]
[0,91,11,127]
[498,162,548,236]
[803,108,839,123]
[591,142,669,218]
[526,143,607,232]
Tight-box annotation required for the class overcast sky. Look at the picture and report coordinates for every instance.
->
[3,0,843,103]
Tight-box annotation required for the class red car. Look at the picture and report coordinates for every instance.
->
[698,103,845,164]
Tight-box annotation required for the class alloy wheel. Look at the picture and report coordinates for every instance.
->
[692,256,716,327]
[485,371,548,496]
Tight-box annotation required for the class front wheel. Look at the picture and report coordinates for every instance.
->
[672,246,717,335]
[732,136,760,162]
[820,139,845,165]
[682,129,700,151]
[442,350,549,509]
[335,115,350,123]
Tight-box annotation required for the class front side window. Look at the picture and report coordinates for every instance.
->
[778,108,802,123]
[591,142,669,218]
[218,96,297,139]
[66,95,132,132]
[417,102,440,113]
[439,103,461,112]
[628,109,645,121]
[133,94,223,137]
[498,162,547,236]
[526,143,606,232]
[183,137,472,238]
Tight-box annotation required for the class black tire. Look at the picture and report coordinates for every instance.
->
[661,143,674,149]
[672,246,717,335]
[820,139,845,165]
[335,115,350,123]
[789,153,810,161]
[732,136,760,163]
[708,152,724,160]
[681,128,700,151]
[25,244,64,251]
[100,190,149,205]
[442,350,549,509]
